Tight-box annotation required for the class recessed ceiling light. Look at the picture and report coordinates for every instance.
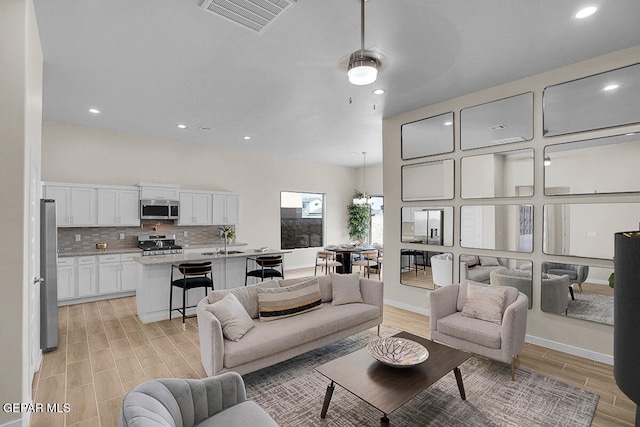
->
[444,121,453,126]
[603,84,619,91]
[243,136,251,140]
[574,6,598,19]
[177,124,187,129]
[88,108,100,114]
[372,88,385,95]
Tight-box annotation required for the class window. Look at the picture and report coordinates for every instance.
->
[369,196,384,244]
[280,191,325,249]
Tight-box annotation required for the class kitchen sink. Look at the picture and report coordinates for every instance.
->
[220,250,244,255]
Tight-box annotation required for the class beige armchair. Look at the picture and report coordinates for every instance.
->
[430,281,528,380]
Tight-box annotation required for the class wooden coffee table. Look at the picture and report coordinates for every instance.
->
[315,331,471,426]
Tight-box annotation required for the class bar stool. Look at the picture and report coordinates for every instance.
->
[352,250,379,279]
[314,251,342,275]
[245,255,284,285]
[170,262,213,330]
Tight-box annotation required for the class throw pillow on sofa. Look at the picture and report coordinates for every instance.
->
[330,273,364,305]
[205,293,255,341]
[478,256,500,267]
[460,255,479,267]
[461,283,509,324]
[257,278,322,322]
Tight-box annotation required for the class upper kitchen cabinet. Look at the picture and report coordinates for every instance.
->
[179,191,213,225]
[212,193,239,225]
[137,183,180,200]
[97,187,140,226]
[44,184,97,227]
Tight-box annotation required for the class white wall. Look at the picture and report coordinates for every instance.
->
[0,0,42,425]
[42,122,361,269]
[383,45,640,360]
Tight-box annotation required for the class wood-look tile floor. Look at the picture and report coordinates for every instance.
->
[31,268,636,427]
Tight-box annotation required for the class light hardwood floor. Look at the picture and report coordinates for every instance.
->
[31,268,635,426]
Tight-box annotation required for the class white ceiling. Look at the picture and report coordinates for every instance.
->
[33,0,640,168]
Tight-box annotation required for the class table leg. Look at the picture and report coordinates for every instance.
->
[380,414,390,427]
[453,367,466,400]
[320,381,335,419]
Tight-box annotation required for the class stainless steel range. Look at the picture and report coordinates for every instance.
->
[137,234,183,256]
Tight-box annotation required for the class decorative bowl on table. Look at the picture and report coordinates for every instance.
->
[367,337,429,368]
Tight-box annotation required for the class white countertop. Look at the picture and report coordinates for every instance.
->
[133,249,291,266]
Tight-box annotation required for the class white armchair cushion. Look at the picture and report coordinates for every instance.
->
[205,293,255,342]
[461,283,509,324]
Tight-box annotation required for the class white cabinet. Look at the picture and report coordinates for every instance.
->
[98,253,140,294]
[45,185,97,227]
[139,186,180,200]
[77,256,98,296]
[212,193,239,225]
[179,192,213,225]
[97,188,140,226]
[57,258,75,300]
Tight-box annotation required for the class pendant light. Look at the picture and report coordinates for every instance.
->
[347,0,379,86]
[353,152,373,205]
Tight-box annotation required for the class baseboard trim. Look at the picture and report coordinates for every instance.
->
[384,298,613,365]
[383,298,430,316]
[524,335,613,365]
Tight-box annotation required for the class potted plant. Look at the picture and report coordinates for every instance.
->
[347,190,370,245]
[219,226,235,244]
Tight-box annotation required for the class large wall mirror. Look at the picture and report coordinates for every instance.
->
[402,159,454,201]
[460,205,533,252]
[459,255,533,308]
[543,62,640,137]
[401,112,454,160]
[401,206,454,246]
[541,262,613,326]
[461,148,534,198]
[545,132,640,195]
[543,202,640,259]
[460,92,534,150]
[400,250,452,289]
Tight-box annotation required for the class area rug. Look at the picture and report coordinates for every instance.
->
[568,292,614,325]
[243,326,598,427]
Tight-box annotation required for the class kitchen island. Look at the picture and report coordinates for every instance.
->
[134,248,291,323]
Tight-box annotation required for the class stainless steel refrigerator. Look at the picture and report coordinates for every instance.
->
[40,199,58,352]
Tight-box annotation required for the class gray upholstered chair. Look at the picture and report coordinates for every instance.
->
[119,372,279,427]
[430,281,528,380]
[540,273,571,315]
[541,262,589,300]
[490,267,533,308]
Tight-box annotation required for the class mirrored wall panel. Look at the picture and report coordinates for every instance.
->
[460,92,534,150]
[460,205,533,252]
[543,63,640,137]
[402,159,454,201]
[545,132,640,195]
[460,255,533,308]
[401,207,454,246]
[400,250,452,290]
[401,112,454,160]
[543,203,640,259]
[461,148,534,198]
[541,262,613,326]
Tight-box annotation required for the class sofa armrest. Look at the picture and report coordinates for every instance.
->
[197,298,225,376]
[459,262,469,281]
[429,284,460,334]
[360,278,384,313]
[500,293,529,358]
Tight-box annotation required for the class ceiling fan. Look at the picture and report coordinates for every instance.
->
[344,0,387,86]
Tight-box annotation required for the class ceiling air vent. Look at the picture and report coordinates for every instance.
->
[199,0,297,34]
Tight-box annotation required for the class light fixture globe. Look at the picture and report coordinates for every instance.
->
[348,53,379,85]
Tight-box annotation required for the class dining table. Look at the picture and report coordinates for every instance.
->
[326,246,382,274]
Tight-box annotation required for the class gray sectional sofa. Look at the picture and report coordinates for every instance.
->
[196,275,384,376]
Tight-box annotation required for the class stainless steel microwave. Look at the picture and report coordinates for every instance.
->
[140,199,179,220]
